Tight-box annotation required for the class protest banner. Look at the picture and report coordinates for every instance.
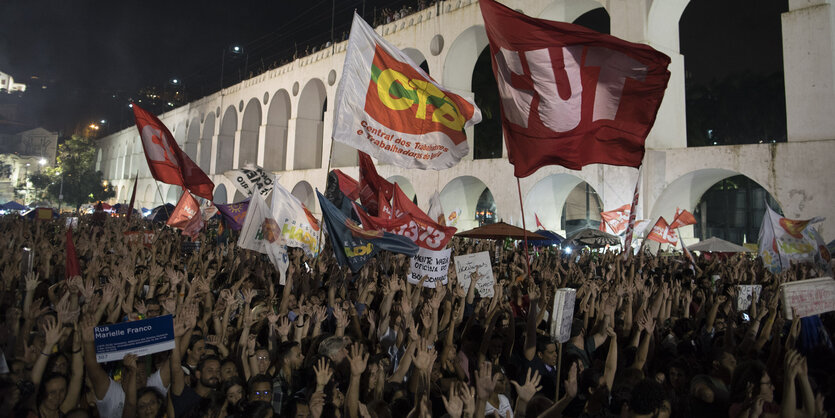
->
[780,277,835,319]
[408,247,451,288]
[550,288,577,343]
[454,251,495,297]
[225,164,275,198]
[736,285,762,311]
[94,315,175,363]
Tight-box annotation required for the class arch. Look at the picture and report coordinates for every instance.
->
[143,184,154,207]
[120,145,130,179]
[294,79,326,170]
[291,181,315,211]
[265,89,291,171]
[401,47,430,75]
[165,185,181,204]
[200,112,216,171]
[233,189,246,203]
[185,116,201,162]
[216,106,237,173]
[239,98,262,168]
[173,121,187,145]
[440,176,495,231]
[572,7,610,34]
[650,169,780,244]
[472,46,502,159]
[443,25,488,91]
[561,181,603,235]
[538,0,605,22]
[387,175,416,204]
[524,174,597,235]
[213,184,228,205]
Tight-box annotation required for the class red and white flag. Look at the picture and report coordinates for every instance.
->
[535,213,545,230]
[167,191,204,239]
[670,207,697,229]
[479,0,670,177]
[133,104,214,200]
[332,13,481,170]
[358,151,394,216]
[646,217,678,245]
[599,204,631,235]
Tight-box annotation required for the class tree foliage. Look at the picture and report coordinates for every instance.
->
[28,135,114,211]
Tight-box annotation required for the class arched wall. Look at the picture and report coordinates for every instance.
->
[442,25,488,92]
[523,174,585,233]
[165,185,181,204]
[265,89,291,172]
[185,116,201,162]
[537,0,605,22]
[216,106,237,173]
[291,180,315,210]
[213,184,228,205]
[294,79,326,170]
[239,98,261,168]
[200,113,216,172]
[143,184,154,207]
[173,121,187,145]
[439,176,493,231]
[387,175,416,202]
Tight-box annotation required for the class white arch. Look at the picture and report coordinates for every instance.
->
[523,174,586,233]
[200,113,216,171]
[647,0,690,53]
[173,121,187,146]
[387,175,416,203]
[537,0,606,22]
[442,25,488,91]
[216,106,237,173]
[294,79,326,170]
[165,185,181,204]
[440,175,493,231]
[143,184,154,207]
[213,183,228,205]
[185,116,201,162]
[265,89,291,172]
[233,189,246,203]
[291,180,315,210]
[239,98,262,168]
[402,47,431,75]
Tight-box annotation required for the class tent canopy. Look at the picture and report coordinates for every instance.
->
[532,229,564,246]
[456,221,547,240]
[564,228,620,248]
[687,237,752,253]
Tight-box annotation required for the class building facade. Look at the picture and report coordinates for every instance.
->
[96,0,835,243]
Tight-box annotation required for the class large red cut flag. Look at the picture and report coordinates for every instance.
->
[670,208,697,229]
[65,228,81,279]
[358,151,394,216]
[479,0,671,177]
[646,217,678,245]
[132,104,214,200]
[333,169,360,200]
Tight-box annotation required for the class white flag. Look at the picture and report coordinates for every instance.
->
[332,13,481,170]
[225,164,275,199]
[237,192,289,284]
[427,190,446,226]
[271,182,320,258]
[759,203,826,273]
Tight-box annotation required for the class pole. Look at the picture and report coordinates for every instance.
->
[220,49,226,91]
[330,0,336,53]
[58,174,64,213]
[555,343,563,400]
[315,139,339,251]
[154,180,171,219]
[516,178,531,277]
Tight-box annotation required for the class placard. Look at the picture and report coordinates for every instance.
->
[408,247,451,288]
[736,285,762,311]
[94,315,175,363]
[454,251,494,297]
[780,277,835,319]
[550,288,576,343]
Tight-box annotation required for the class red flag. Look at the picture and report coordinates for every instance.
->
[167,191,203,239]
[333,169,360,200]
[646,217,679,244]
[535,213,545,230]
[65,228,81,279]
[479,0,670,177]
[358,151,394,216]
[600,204,631,234]
[132,104,214,200]
[126,172,138,222]
[670,208,697,229]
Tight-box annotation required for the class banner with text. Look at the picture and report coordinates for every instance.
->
[454,251,495,297]
[94,315,175,363]
[225,164,275,198]
[408,247,451,288]
[550,288,577,343]
[780,277,835,319]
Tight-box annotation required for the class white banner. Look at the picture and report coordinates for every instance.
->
[780,277,835,319]
[332,13,481,170]
[408,247,451,288]
[271,182,320,258]
[237,193,289,284]
[736,285,762,311]
[454,251,494,297]
[550,288,576,343]
[225,164,275,199]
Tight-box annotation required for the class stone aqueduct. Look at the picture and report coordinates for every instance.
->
[97,0,835,240]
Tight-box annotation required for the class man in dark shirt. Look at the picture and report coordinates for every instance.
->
[170,350,220,417]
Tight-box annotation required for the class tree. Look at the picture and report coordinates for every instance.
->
[28,135,114,212]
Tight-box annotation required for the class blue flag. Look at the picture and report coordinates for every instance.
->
[317,190,418,272]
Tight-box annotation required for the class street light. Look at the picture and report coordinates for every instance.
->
[220,44,244,90]
[39,158,46,166]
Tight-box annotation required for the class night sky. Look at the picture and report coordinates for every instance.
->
[0,0,787,135]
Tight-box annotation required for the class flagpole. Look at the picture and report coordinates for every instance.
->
[154,180,171,219]
[516,178,531,277]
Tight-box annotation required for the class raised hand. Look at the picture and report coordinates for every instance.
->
[313,357,333,388]
[510,368,543,403]
[24,271,40,292]
[441,384,464,418]
[347,343,369,376]
[276,316,291,339]
[333,306,349,329]
[564,361,579,398]
[242,288,255,305]
[41,316,63,349]
[475,360,498,399]
[413,341,437,371]
[122,353,138,373]
[161,298,176,315]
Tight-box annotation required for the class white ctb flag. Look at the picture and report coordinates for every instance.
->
[332,13,481,170]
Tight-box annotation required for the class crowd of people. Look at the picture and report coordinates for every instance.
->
[0,214,832,418]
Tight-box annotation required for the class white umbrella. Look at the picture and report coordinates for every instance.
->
[687,237,752,253]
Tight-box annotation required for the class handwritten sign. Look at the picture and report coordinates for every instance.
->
[737,285,762,311]
[780,277,835,319]
[454,251,494,297]
[94,315,175,363]
[550,288,576,343]
[409,247,451,288]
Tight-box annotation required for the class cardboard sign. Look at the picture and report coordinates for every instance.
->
[550,288,577,343]
[780,277,835,319]
[454,251,494,297]
[94,315,175,362]
[408,247,451,288]
[737,285,762,311]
